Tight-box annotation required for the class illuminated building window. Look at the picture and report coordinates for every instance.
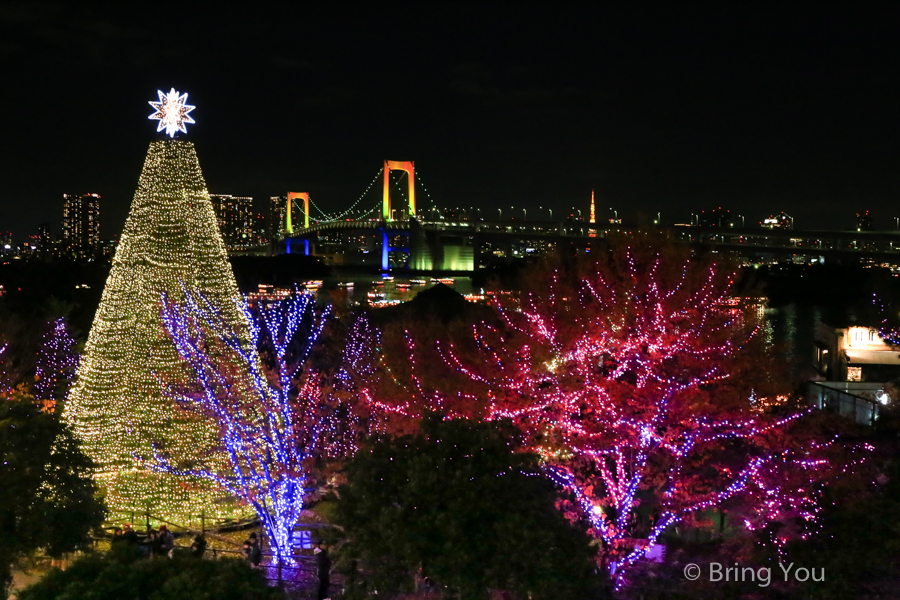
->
[847,366,862,382]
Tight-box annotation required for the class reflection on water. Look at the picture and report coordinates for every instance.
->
[313,277,840,380]
[315,272,477,306]
[765,304,799,362]
[765,303,853,377]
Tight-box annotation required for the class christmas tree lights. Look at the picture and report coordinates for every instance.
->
[64,139,247,523]
[156,290,332,564]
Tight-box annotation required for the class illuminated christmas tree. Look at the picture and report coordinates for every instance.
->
[65,90,247,522]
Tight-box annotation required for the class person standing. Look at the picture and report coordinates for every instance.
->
[158,525,175,558]
[247,532,262,567]
[190,534,207,558]
[122,524,138,546]
[314,544,331,600]
[147,529,161,558]
[110,528,124,546]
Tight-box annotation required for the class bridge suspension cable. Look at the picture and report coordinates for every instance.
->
[414,169,442,217]
[387,168,442,219]
[298,167,384,224]
[291,163,443,228]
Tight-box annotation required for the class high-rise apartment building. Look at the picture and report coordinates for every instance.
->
[209,194,253,249]
[62,193,100,259]
[269,195,285,242]
[253,212,267,245]
[38,223,51,251]
[269,195,300,242]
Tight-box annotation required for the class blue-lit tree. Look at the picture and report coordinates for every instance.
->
[155,290,331,564]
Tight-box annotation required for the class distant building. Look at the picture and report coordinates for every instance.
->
[857,211,873,231]
[209,194,253,249]
[62,193,100,259]
[815,322,900,382]
[0,231,13,257]
[269,196,285,240]
[253,212,267,245]
[19,235,39,257]
[100,237,118,259]
[697,207,734,228]
[607,208,621,225]
[761,212,794,230]
[269,195,301,241]
[37,223,51,253]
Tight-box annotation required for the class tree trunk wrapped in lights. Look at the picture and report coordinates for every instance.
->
[156,290,332,564]
[351,233,866,588]
[64,139,247,523]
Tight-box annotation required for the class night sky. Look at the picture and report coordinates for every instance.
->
[1,4,897,240]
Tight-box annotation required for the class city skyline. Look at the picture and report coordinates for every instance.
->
[0,5,897,239]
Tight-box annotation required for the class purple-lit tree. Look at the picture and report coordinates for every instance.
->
[155,290,331,564]
[34,318,79,409]
[354,234,864,588]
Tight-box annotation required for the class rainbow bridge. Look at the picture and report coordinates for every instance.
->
[276,160,900,272]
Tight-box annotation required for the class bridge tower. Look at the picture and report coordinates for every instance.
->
[286,192,310,232]
[382,160,415,221]
[286,192,310,255]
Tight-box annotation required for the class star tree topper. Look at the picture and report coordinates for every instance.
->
[148,88,196,137]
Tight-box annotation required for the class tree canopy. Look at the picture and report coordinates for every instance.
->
[17,553,284,600]
[348,233,862,587]
[334,416,606,600]
[0,398,105,599]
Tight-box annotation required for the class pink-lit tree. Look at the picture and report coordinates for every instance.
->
[352,234,861,587]
[154,290,332,564]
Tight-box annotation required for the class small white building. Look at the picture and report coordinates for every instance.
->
[815,323,900,382]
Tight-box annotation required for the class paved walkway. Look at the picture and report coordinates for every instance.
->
[9,567,43,600]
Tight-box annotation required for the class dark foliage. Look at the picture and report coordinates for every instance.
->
[0,260,108,337]
[782,411,900,599]
[0,399,105,599]
[17,553,284,600]
[229,255,330,292]
[370,283,495,325]
[334,416,607,600]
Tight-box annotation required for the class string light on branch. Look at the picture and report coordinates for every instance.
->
[154,289,334,565]
[65,138,246,524]
[34,318,78,410]
[347,237,869,590]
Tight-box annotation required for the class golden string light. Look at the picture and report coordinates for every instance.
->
[64,139,248,524]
